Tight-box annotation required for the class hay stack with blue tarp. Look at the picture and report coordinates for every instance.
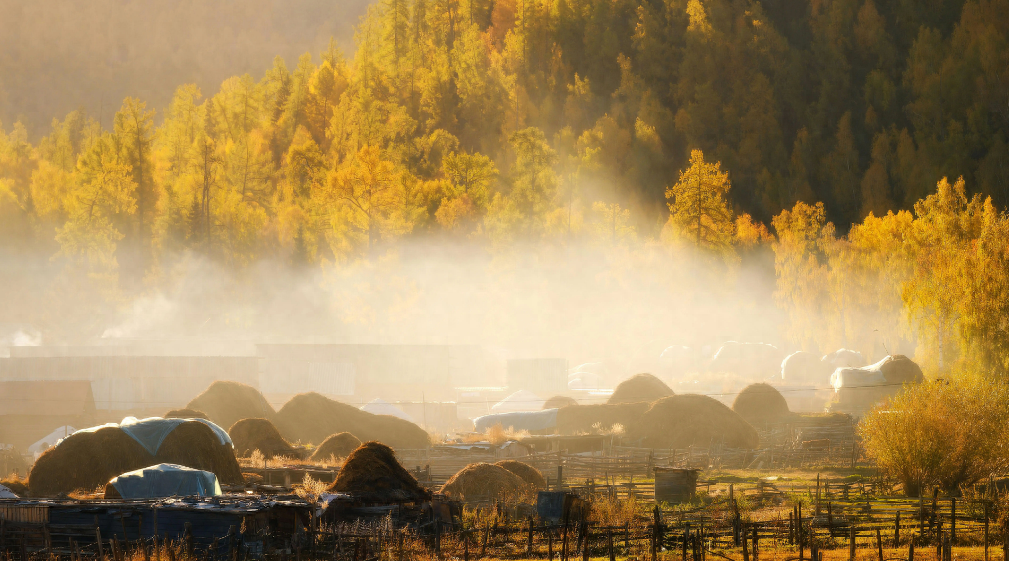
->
[104,463,222,499]
[28,417,242,496]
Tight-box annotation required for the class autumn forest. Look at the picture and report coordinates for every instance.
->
[1,0,1008,376]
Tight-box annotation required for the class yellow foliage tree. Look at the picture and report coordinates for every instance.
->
[665,149,733,250]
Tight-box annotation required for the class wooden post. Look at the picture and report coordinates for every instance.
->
[848,526,855,561]
[398,531,404,561]
[876,528,883,561]
[481,525,488,557]
[798,502,803,561]
[608,531,615,561]
[984,503,989,561]
[894,511,900,548]
[789,511,794,545]
[682,527,688,561]
[950,497,956,544]
[752,525,758,561]
[528,517,534,556]
[548,530,554,561]
[582,528,589,561]
[464,531,469,561]
[815,474,821,515]
[827,503,833,533]
[651,506,660,561]
[95,521,105,561]
[908,536,914,561]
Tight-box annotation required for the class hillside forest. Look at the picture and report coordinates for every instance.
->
[0,0,1007,376]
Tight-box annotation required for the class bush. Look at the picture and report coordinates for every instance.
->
[859,372,1009,496]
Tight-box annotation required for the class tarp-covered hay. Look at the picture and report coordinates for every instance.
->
[607,373,673,404]
[626,394,759,449]
[186,381,276,431]
[164,408,209,420]
[556,402,648,434]
[229,418,300,459]
[276,392,429,448]
[732,383,790,425]
[543,396,578,410]
[311,432,362,462]
[28,421,242,497]
[494,460,546,489]
[441,463,526,500]
[327,441,430,503]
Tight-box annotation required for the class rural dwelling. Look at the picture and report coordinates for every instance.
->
[0,380,95,450]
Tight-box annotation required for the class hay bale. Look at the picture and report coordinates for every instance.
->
[556,402,648,434]
[327,441,430,503]
[494,460,545,489]
[229,418,299,459]
[28,421,242,496]
[626,394,760,449]
[311,432,362,462]
[275,393,429,449]
[186,381,275,430]
[164,408,209,420]
[879,355,924,384]
[441,463,526,500]
[607,373,673,404]
[543,396,578,410]
[732,383,790,425]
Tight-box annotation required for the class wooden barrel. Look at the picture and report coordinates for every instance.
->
[654,467,700,503]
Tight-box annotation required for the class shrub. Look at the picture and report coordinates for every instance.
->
[859,372,1009,496]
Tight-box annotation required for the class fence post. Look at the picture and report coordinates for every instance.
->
[788,511,794,545]
[798,503,803,561]
[984,503,989,561]
[528,517,534,556]
[481,524,488,557]
[752,525,758,561]
[894,511,900,548]
[848,526,855,561]
[682,526,688,561]
[908,535,914,561]
[950,498,956,544]
[876,528,883,561]
[582,527,589,561]
[548,530,553,561]
[608,531,615,561]
[95,519,105,561]
[464,531,469,561]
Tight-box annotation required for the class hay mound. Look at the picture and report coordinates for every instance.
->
[732,383,791,425]
[494,460,546,488]
[229,418,299,459]
[275,393,429,448]
[879,355,924,384]
[441,463,526,500]
[327,441,430,503]
[543,396,578,410]
[556,402,648,434]
[164,408,209,420]
[608,373,673,404]
[626,394,759,449]
[311,432,362,462]
[186,381,275,431]
[28,421,242,496]
[0,476,27,497]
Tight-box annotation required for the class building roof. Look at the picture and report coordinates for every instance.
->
[0,381,94,416]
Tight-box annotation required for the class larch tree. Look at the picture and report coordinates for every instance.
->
[665,149,733,250]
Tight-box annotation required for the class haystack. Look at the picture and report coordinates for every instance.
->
[556,402,648,434]
[229,418,299,459]
[607,373,673,404]
[494,460,546,488]
[186,381,275,430]
[732,383,790,425]
[28,421,242,496]
[442,463,526,500]
[879,355,924,384]
[164,408,209,420]
[327,442,430,503]
[275,393,429,448]
[625,394,760,449]
[543,396,578,410]
[311,432,362,462]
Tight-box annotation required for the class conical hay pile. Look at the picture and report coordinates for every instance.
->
[275,393,429,448]
[556,402,649,434]
[328,442,430,503]
[626,394,759,449]
[441,463,526,500]
[494,460,546,488]
[607,373,674,404]
[186,381,276,431]
[28,421,243,496]
[879,355,924,384]
[164,408,209,420]
[311,432,362,462]
[543,395,578,410]
[732,383,790,425]
[229,418,299,459]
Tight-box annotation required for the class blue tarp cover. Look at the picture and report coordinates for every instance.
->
[110,463,222,500]
[474,408,558,433]
[67,417,233,455]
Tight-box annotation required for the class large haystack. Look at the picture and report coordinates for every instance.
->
[229,418,299,459]
[164,408,209,420]
[186,381,275,430]
[328,442,430,503]
[879,355,924,384]
[556,402,648,434]
[494,460,546,488]
[732,383,791,426]
[607,373,673,404]
[28,421,242,496]
[625,394,760,450]
[543,395,578,410]
[441,463,526,500]
[275,393,429,448]
[311,432,362,462]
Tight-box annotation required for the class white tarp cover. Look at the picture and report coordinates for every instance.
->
[491,390,544,413]
[830,356,890,391]
[62,417,233,455]
[29,425,76,456]
[109,463,221,500]
[0,485,17,499]
[474,408,558,433]
[361,398,415,422]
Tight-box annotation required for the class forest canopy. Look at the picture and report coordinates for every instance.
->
[1,0,1008,376]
